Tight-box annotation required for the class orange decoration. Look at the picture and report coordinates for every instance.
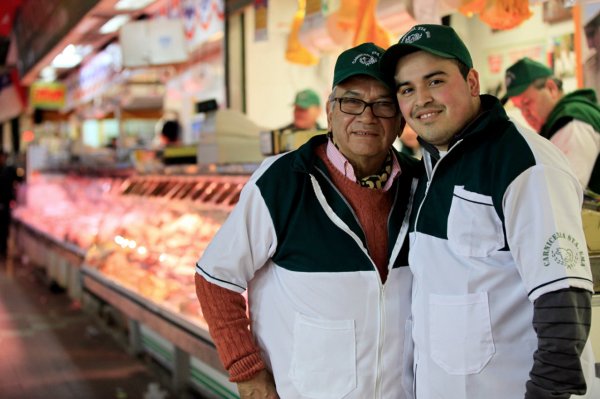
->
[285,0,319,66]
[352,0,390,48]
[335,0,361,32]
[459,0,486,16]
[479,0,532,30]
[459,0,532,30]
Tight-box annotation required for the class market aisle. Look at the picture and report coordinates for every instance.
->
[0,256,182,399]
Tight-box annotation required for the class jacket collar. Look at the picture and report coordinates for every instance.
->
[419,94,507,161]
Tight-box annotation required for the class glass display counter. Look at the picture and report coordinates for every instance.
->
[13,172,247,398]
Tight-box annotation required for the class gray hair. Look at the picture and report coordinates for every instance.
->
[532,76,563,92]
[327,86,338,113]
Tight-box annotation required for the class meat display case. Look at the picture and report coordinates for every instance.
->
[12,171,250,399]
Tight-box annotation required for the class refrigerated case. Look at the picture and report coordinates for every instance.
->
[13,171,248,398]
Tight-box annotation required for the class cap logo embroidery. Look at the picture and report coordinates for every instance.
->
[505,71,516,88]
[401,26,431,43]
[352,51,380,67]
[403,32,422,44]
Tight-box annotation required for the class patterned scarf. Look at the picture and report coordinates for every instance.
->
[328,132,393,190]
[358,152,393,189]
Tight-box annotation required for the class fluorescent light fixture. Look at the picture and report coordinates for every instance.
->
[51,44,83,68]
[50,44,93,69]
[115,0,156,11]
[40,66,57,81]
[99,14,131,34]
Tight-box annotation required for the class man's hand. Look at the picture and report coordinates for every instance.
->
[237,369,279,399]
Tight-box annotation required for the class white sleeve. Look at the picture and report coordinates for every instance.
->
[195,180,278,293]
[550,120,600,189]
[503,164,594,301]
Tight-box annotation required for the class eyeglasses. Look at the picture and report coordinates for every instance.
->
[332,97,398,118]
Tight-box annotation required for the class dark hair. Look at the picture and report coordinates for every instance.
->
[450,58,471,80]
[161,120,180,143]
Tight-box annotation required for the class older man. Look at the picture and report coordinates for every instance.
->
[195,42,420,398]
[382,24,598,399]
[504,57,600,193]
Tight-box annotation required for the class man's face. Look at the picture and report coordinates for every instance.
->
[394,51,480,151]
[510,83,556,132]
[585,24,600,52]
[327,76,401,165]
[293,105,321,130]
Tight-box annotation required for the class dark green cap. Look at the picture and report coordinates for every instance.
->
[294,89,321,108]
[381,24,473,78]
[332,42,393,89]
[504,57,553,98]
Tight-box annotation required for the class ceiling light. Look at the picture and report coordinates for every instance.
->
[50,44,93,69]
[51,44,83,68]
[115,0,156,11]
[40,66,57,81]
[99,15,131,34]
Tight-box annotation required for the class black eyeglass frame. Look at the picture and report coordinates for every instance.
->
[331,97,398,118]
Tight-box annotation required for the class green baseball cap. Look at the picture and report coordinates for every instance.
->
[294,89,321,108]
[381,24,473,78]
[504,57,553,98]
[332,42,393,89]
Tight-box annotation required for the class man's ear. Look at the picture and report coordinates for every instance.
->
[467,68,480,97]
[545,79,561,99]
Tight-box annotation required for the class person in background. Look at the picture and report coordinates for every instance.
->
[381,24,598,399]
[504,57,600,193]
[584,11,600,96]
[279,88,323,132]
[159,119,181,146]
[195,43,420,398]
[398,123,421,159]
[0,152,18,260]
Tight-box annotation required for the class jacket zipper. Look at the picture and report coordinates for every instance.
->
[410,140,461,399]
[309,170,381,280]
[413,140,462,228]
[311,168,391,397]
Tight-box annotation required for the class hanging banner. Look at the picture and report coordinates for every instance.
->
[181,0,225,51]
[30,82,66,110]
[153,0,224,51]
[254,0,268,42]
[302,0,324,31]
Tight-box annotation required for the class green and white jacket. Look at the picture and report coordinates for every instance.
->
[408,95,598,399]
[196,134,420,399]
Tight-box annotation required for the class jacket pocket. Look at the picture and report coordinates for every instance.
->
[447,186,504,257]
[429,292,495,375]
[289,313,357,398]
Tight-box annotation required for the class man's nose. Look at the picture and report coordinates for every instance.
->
[358,104,378,121]
[415,87,433,107]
